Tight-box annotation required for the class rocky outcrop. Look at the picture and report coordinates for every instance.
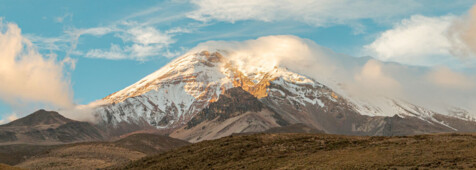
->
[170,87,290,142]
[186,88,268,129]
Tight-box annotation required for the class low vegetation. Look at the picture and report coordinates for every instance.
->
[119,133,476,169]
[0,134,189,170]
[3,132,476,169]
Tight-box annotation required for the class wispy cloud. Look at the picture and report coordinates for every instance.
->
[187,0,473,27]
[26,35,71,51]
[70,26,117,37]
[189,0,409,25]
[85,43,129,60]
[55,13,73,23]
[79,23,180,60]
[27,22,182,61]
[39,3,197,61]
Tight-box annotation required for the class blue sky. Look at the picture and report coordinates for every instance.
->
[0,0,475,121]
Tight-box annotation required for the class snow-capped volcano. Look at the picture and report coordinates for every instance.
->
[97,50,321,127]
[94,49,476,141]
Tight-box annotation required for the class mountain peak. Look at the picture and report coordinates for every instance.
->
[102,50,316,104]
[3,110,73,128]
[0,109,107,145]
[102,50,226,104]
[94,50,325,130]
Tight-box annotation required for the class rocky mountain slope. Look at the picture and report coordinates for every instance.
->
[170,87,289,142]
[0,109,106,145]
[92,50,476,142]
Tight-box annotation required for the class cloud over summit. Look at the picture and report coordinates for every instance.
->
[189,35,476,115]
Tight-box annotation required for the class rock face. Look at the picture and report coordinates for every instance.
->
[92,50,476,142]
[185,87,268,129]
[0,110,106,145]
[170,88,288,142]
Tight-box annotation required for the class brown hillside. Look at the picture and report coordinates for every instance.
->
[0,163,23,170]
[120,133,476,169]
[11,133,189,170]
[0,110,106,145]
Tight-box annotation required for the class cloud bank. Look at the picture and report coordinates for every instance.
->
[189,35,476,116]
[449,5,476,59]
[0,21,74,116]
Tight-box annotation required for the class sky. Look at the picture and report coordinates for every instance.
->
[0,0,475,123]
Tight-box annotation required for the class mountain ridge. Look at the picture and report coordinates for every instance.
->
[0,110,107,145]
[90,50,476,142]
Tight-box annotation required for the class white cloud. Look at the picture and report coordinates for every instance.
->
[0,21,74,109]
[364,15,457,66]
[365,4,476,67]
